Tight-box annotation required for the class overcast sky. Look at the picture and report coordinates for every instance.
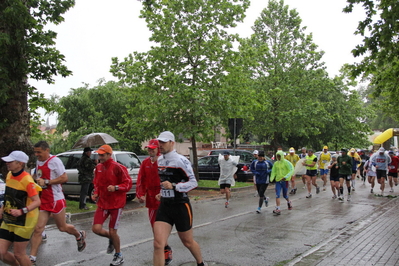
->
[30,0,365,121]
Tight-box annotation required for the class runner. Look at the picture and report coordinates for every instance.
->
[387,151,399,193]
[0,151,41,266]
[327,154,340,199]
[250,151,272,213]
[285,148,300,195]
[218,151,238,208]
[337,148,352,201]
[299,147,307,189]
[348,148,361,191]
[29,141,86,266]
[91,144,133,266]
[303,149,320,198]
[364,157,376,193]
[318,146,331,191]
[252,150,259,197]
[358,150,369,184]
[154,131,207,266]
[136,139,172,265]
[270,151,294,215]
[371,147,391,196]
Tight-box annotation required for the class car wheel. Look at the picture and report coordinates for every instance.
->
[126,193,136,201]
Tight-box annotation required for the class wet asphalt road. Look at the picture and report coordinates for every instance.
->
[21,179,396,266]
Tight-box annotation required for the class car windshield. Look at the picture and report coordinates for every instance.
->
[115,153,140,169]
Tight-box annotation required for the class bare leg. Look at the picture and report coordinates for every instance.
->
[153,221,172,266]
[178,229,204,264]
[30,211,50,256]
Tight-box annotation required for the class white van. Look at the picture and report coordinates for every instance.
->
[56,150,140,201]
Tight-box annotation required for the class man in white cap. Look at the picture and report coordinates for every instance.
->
[154,131,207,266]
[0,151,41,266]
[371,147,391,196]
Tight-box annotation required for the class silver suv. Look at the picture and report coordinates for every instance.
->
[56,150,140,201]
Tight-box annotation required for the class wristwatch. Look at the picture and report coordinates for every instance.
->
[22,207,28,214]
[115,185,119,191]
[44,179,49,185]
[171,183,177,188]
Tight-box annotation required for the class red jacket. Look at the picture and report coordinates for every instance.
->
[136,156,161,209]
[94,158,132,209]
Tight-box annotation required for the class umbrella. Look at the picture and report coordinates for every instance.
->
[72,133,118,149]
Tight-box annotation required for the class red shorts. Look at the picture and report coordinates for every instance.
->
[93,207,123,229]
[40,199,66,214]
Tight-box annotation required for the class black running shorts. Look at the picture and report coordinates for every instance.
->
[155,201,193,232]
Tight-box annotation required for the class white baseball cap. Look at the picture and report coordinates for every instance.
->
[253,150,259,155]
[378,147,385,152]
[157,131,175,142]
[2,151,29,163]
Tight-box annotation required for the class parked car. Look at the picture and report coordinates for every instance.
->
[197,155,253,182]
[208,149,257,163]
[56,150,140,201]
[137,154,148,163]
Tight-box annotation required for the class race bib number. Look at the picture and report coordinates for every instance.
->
[161,189,175,198]
[322,160,327,164]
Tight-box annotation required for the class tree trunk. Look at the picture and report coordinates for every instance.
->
[0,83,33,177]
[191,136,199,181]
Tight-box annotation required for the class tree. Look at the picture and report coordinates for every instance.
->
[56,80,142,152]
[344,0,399,109]
[111,0,253,176]
[0,0,74,175]
[240,0,329,150]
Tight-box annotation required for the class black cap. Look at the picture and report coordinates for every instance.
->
[83,147,93,152]
[223,151,230,155]
[341,148,348,153]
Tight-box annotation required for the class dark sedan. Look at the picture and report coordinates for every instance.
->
[197,155,253,182]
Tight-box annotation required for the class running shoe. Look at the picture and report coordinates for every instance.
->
[395,182,398,186]
[316,187,320,194]
[347,194,351,201]
[77,230,86,252]
[289,189,294,195]
[370,188,373,193]
[164,245,173,265]
[306,194,312,198]
[287,201,293,210]
[111,253,124,266]
[273,209,281,215]
[225,201,229,208]
[352,186,355,192]
[293,188,297,194]
[264,197,269,207]
[256,207,261,214]
[332,195,337,199]
[42,233,48,242]
[30,255,36,266]
[389,188,394,193]
[107,239,115,254]
[338,196,344,202]
[323,186,326,191]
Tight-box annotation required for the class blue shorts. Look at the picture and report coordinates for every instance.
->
[320,169,329,175]
[275,181,289,199]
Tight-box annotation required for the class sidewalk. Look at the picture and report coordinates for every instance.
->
[290,195,399,266]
